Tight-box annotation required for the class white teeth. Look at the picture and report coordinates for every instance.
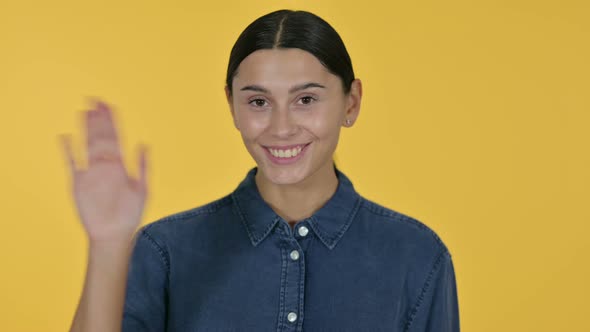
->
[268,145,305,158]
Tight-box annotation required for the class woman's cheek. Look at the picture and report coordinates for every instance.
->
[240,112,269,134]
[306,112,338,137]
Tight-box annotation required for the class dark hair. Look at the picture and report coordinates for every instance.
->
[225,10,355,96]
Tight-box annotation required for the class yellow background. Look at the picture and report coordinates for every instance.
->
[1,0,588,330]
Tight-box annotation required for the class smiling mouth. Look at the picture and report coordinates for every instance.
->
[264,143,311,158]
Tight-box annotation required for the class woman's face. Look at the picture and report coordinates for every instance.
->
[226,48,361,186]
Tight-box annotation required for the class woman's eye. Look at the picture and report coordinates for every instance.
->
[249,99,267,107]
[298,96,316,105]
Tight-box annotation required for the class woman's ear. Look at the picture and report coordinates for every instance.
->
[225,86,239,130]
[343,79,362,127]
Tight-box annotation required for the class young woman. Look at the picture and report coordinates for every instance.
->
[64,9,459,332]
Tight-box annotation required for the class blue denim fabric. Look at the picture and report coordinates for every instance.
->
[122,165,460,331]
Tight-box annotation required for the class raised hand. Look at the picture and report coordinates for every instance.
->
[60,99,149,244]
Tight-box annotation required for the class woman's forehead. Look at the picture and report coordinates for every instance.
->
[233,48,336,87]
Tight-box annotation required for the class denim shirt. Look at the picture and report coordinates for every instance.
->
[122,165,460,331]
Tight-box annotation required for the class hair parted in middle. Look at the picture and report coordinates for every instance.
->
[225,10,356,96]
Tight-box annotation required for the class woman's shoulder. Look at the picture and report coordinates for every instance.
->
[138,194,235,238]
[357,195,451,256]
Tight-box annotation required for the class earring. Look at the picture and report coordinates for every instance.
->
[345,119,352,126]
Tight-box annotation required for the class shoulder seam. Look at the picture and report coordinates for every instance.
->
[403,250,451,331]
[360,198,446,250]
[156,195,233,224]
[140,225,171,272]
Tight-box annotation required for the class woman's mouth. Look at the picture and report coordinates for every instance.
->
[263,143,311,165]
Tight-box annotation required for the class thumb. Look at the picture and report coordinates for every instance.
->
[137,143,149,190]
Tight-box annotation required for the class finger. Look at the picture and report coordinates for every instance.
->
[86,100,121,145]
[138,143,148,189]
[84,101,123,166]
[85,109,122,164]
[58,134,78,176]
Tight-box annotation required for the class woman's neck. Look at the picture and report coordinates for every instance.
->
[255,162,339,224]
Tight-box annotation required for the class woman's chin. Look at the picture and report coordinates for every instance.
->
[257,163,309,186]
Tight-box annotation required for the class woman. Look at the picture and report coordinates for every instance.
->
[64,9,459,332]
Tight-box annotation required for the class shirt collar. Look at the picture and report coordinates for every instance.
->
[231,163,363,250]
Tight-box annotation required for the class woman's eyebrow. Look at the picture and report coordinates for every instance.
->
[239,82,326,94]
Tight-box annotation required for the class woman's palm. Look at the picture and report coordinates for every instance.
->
[60,99,148,243]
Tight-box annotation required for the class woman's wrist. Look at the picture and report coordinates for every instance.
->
[88,233,135,255]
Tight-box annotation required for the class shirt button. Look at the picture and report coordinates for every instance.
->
[287,312,298,322]
[298,226,309,237]
[290,250,300,261]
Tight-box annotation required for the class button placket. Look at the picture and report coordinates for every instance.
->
[278,225,305,331]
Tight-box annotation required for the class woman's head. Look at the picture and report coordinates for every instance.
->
[225,10,362,186]
[226,10,356,96]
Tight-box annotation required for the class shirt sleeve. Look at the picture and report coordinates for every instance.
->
[122,227,169,332]
[405,250,460,332]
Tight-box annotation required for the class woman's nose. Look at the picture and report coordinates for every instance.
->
[269,108,298,138]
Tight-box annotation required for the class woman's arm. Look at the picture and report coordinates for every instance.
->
[60,99,149,332]
[405,250,460,332]
[70,238,135,332]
